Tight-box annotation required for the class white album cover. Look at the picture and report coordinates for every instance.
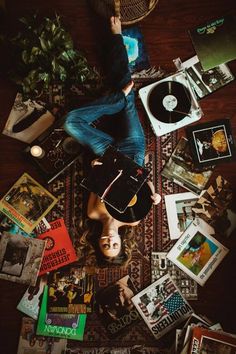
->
[167,222,228,286]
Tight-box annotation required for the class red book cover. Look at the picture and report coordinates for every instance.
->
[37,218,77,276]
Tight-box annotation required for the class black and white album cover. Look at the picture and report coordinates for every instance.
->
[186,118,236,167]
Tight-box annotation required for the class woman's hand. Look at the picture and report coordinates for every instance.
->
[147,180,161,205]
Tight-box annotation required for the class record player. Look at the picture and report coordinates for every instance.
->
[139,71,203,136]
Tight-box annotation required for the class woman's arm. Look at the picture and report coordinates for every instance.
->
[87,192,100,219]
[147,180,161,205]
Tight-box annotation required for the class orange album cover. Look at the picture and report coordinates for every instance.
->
[37,218,77,276]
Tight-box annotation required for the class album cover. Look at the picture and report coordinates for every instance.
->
[95,275,140,338]
[186,118,236,167]
[151,252,198,300]
[37,218,77,276]
[2,93,55,144]
[122,26,150,73]
[17,317,67,354]
[188,14,236,71]
[36,285,87,340]
[173,55,234,99]
[131,274,193,340]
[17,275,47,320]
[0,232,46,286]
[188,326,236,354]
[161,137,213,195]
[80,146,150,213]
[0,212,36,238]
[0,173,58,234]
[167,222,229,286]
[192,175,236,237]
[47,265,95,314]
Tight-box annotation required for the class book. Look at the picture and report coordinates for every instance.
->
[173,55,234,99]
[131,274,193,340]
[186,118,236,168]
[80,146,150,213]
[37,218,77,276]
[167,221,229,286]
[0,212,36,238]
[188,326,236,354]
[161,137,213,195]
[3,93,55,144]
[36,285,87,340]
[188,14,236,71]
[47,265,95,314]
[0,173,58,234]
[122,26,150,74]
[151,252,198,301]
[0,232,46,285]
[17,275,47,320]
[95,275,140,338]
[17,317,67,354]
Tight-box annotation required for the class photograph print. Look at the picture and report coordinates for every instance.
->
[186,118,236,167]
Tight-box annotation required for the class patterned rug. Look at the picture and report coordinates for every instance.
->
[48,99,179,354]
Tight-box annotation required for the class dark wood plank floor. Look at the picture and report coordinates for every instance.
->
[0,1,236,353]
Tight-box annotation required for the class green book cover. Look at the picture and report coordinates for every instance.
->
[36,285,87,340]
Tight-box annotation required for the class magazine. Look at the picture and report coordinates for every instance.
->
[188,14,236,71]
[167,221,229,286]
[0,232,46,285]
[161,137,213,195]
[173,55,234,99]
[37,218,77,276]
[0,173,58,233]
[80,146,150,213]
[131,274,193,340]
[151,252,198,301]
[3,93,55,144]
[188,326,236,353]
[17,317,67,354]
[122,26,150,74]
[47,265,95,314]
[95,275,140,338]
[186,118,236,168]
[36,285,86,340]
[17,275,47,320]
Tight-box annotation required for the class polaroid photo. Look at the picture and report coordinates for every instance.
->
[165,192,199,240]
[186,118,236,168]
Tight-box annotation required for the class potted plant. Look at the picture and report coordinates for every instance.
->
[9,13,101,99]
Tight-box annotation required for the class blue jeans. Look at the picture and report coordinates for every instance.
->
[64,34,145,166]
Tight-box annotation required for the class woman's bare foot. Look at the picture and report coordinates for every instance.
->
[122,81,134,96]
[110,16,121,34]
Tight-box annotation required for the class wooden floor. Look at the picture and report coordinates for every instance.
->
[0,0,236,353]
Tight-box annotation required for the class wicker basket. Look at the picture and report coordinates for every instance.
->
[89,0,159,25]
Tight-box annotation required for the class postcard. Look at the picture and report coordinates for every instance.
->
[167,222,229,286]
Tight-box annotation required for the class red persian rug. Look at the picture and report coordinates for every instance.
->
[48,98,179,353]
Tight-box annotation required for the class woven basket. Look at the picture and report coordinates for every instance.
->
[89,0,159,25]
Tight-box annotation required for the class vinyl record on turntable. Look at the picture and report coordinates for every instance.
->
[148,81,192,123]
[105,182,152,223]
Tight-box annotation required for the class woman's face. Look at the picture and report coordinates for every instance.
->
[99,232,121,258]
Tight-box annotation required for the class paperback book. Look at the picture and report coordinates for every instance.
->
[0,173,58,234]
[173,55,234,99]
[17,275,47,320]
[186,118,236,168]
[47,265,95,314]
[188,14,236,70]
[17,317,67,354]
[37,218,77,276]
[80,146,150,213]
[131,274,193,340]
[0,232,46,286]
[167,221,229,286]
[122,26,150,74]
[161,137,213,195]
[36,285,87,340]
[95,275,140,338]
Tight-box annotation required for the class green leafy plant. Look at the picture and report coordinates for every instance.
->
[9,13,101,98]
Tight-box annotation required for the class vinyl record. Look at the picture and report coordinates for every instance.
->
[148,81,192,123]
[105,182,152,223]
